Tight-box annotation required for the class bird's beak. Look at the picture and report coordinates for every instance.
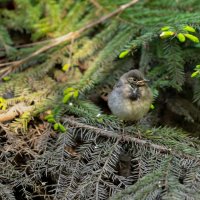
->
[136,79,149,86]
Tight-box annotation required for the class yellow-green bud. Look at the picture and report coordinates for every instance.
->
[54,123,59,131]
[47,118,56,123]
[58,123,66,132]
[177,33,185,43]
[184,34,199,43]
[150,104,155,110]
[161,26,170,31]
[2,76,11,81]
[191,71,199,78]
[184,25,196,33]
[62,93,73,103]
[119,50,130,59]
[160,31,174,39]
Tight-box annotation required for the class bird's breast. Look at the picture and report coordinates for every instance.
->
[108,86,152,121]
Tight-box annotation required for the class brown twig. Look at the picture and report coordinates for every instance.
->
[0,0,139,78]
[0,103,32,122]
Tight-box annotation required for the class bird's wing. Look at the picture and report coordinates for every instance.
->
[114,80,123,88]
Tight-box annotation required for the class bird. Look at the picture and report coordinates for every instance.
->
[108,69,153,121]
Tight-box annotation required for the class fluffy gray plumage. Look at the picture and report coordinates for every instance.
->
[108,69,153,121]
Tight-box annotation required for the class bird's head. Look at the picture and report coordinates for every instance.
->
[124,69,149,86]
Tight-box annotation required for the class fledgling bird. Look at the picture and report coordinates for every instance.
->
[108,69,153,121]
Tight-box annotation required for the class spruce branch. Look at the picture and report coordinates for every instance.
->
[89,0,103,10]
[0,40,50,52]
[0,0,139,78]
[95,139,120,200]
[63,117,200,159]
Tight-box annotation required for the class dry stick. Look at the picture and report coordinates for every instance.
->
[0,0,139,78]
[0,103,33,122]
[63,117,200,160]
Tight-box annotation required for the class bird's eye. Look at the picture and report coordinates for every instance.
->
[128,77,137,82]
